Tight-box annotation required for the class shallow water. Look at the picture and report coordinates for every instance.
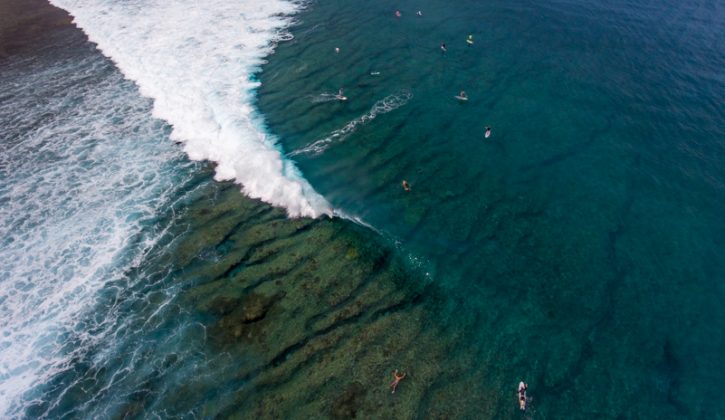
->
[1,0,724,418]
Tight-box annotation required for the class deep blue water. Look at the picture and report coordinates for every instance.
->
[1,0,723,418]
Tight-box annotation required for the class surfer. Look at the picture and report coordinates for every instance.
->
[402,180,411,192]
[334,88,347,101]
[467,34,474,45]
[518,382,528,411]
[395,10,402,18]
[459,91,467,99]
[417,10,423,16]
[485,126,491,138]
[390,370,406,393]
[440,43,447,53]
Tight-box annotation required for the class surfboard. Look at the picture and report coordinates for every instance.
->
[466,39,474,45]
[518,382,527,411]
[485,130,491,138]
[335,95,348,101]
[455,95,468,101]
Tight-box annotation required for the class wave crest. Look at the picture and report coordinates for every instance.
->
[50,0,331,218]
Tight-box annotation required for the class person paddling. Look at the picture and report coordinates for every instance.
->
[485,126,491,138]
[390,370,406,393]
[402,180,411,192]
[518,381,528,410]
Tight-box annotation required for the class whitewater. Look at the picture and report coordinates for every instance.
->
[49,0,331,218]
[0,45,201,415]
[1,0,330,416]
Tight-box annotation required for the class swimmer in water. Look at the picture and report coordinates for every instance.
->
[440,43,447,53]
[402,180,411,192]
[390,370,406,393]
[335,47,340,54]
[395,10,401,18]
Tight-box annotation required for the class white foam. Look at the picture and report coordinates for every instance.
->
[0,52,199,416]
[310,92,347,103]
[49,0,331,218]
[290,91,413,156]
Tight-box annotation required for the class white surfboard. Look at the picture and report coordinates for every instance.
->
[518,382,527,411]
[454,95,468,101]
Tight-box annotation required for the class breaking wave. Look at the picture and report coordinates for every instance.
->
[49,0,331,217]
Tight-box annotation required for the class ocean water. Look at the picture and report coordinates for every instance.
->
[259,0,725,416]
[0,2,196,412]
[0,0,723,418]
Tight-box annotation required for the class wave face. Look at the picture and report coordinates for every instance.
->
[49,0,331,218]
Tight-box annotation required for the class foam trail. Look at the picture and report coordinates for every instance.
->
[290,91,413,157]
[331,209,435,284]
[49,0,331,218]
[310,93,347,103]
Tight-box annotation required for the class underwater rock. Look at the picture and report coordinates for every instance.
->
[240,292,279,323]
[330,381,366,419]
[208,295,242,317]
[208,291,282,346]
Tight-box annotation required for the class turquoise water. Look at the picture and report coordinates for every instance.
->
[259,0,725,416]
[1,0,724,418]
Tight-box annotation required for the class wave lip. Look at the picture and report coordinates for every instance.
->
[49,0,331,218]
